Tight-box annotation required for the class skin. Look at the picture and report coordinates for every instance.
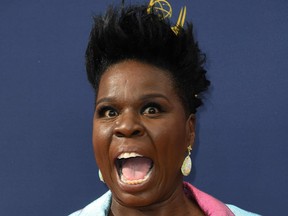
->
[93,60,204,216]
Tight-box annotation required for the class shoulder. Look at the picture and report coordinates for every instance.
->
[68,185,261,216]
[68,191,112,216]
[227,204,261,216]
[184,182,261,216]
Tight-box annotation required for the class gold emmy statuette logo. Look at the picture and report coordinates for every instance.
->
[147,0,186,35]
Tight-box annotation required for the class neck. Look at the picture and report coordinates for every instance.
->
[109,183,204,216]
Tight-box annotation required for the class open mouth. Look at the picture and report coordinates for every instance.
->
[115,152,154,185]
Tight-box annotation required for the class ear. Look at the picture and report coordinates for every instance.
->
[186,114,196,148]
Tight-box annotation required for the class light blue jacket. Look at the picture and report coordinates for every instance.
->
[69,183,260,216]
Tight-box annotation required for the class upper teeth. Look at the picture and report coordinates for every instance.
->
[117,152,142,159]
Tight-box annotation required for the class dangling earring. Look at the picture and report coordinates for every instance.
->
[98,169,105,183]
[181,145,192,176]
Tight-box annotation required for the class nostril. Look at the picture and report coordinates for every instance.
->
[115,132,125,137]
[113,115,145,137]
[115,130,142,138]
[132,130,141,137]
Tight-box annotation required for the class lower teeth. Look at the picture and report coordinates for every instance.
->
[121,172,150,185]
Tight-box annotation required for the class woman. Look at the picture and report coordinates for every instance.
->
[70,1,259,215]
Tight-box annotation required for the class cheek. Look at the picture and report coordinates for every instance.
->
[151,119,187,164]
[92,122,113,164]
[93,121,111,143]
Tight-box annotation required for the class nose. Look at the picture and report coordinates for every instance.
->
[113,110,145,138]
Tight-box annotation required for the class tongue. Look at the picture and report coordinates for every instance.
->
[122,157,152,181]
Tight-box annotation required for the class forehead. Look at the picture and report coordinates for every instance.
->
[97,60,176,99]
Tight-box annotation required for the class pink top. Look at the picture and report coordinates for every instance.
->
[69,182,259,215]
[184,182,235,216]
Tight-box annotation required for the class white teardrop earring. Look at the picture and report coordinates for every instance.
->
[98,169,105,183]
[181,145,192,176]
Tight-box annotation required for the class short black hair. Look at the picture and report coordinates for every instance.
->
[86,4,210,114]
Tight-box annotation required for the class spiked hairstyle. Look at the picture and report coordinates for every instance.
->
[86,3,210,114]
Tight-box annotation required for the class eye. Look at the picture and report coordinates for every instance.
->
[142,103,162,116]
[143,107,158,115]
[97,106,118,118]
[104,109,118,118]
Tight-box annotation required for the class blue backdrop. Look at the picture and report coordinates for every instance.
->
[0,0,287,215]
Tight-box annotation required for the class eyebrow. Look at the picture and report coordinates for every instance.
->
[96,93,170,106]
[139,93,170,102]
[95,97,115,106]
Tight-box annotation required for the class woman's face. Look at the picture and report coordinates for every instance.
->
[93,60,195,207]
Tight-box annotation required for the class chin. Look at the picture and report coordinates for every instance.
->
[113,190,157,208]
